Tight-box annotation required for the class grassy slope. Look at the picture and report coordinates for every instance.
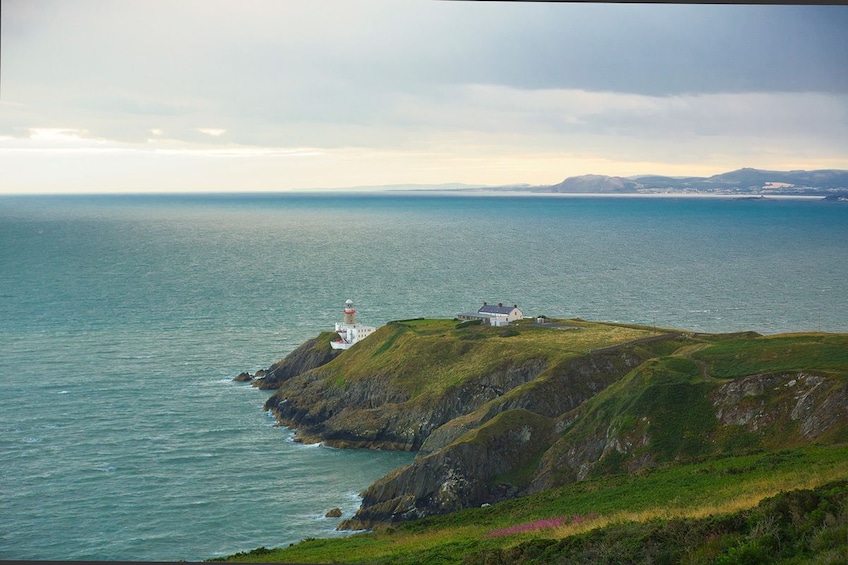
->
[221,322,848,563]
[538,331,848,485]
[690,332,848,378]
[317,318,658,398]
[220,445,848,564]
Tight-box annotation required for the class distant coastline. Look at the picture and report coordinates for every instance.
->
[395,189,831,200]
[344,167,848,198]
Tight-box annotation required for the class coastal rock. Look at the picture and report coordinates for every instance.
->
[233,372,253,382]
[325,508,342,518]
[266,357,551,451]
[337,342,669,526]
[419,346,651,453]
[527,369,848,495]
[712,372,848,440]
[251,323,848,528]
[252,332,341,390]
[267,329,687,525]
[340,410,555,529]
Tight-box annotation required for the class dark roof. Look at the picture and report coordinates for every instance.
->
[478,304,519,315]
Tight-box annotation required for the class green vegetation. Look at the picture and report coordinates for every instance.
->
[556,330,848,468]
[465,480,848,564]
[247,320,848,564]
[318,318,657,398]
[690,333,848,379]
[216,445,848,564]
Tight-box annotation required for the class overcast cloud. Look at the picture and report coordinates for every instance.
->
[2,0,847,193]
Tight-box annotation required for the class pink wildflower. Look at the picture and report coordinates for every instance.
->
[485,513,599,538]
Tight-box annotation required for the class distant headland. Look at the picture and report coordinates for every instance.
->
[429,168,848,197]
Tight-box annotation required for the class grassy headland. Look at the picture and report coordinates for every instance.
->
[322,317,660,398]
[230,318,848,563]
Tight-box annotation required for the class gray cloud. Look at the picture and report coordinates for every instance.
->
[1,0,846,192]
[468,4,848,96]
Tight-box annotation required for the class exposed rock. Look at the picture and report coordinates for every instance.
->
[233,371,253,382]
[247,325,848,528]
[711,372,848,440]
[261,333,686,526]
[325,508,342,518]
[796,380,848,440]
[527,369,848,495]
[711,373,785,429]
[252,332,341,390]
[340,410,555,529]
[266,357,552,451]
[419,347,649,453]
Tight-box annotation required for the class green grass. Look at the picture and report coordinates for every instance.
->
[539,333,848,479]
[464,479,848,564]
[216,444,848,564]
[545,352,719,475]
[691,333,848,379]
[318,319,660,399]
[250,323,848,563]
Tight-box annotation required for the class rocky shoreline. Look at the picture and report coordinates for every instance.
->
[235,321,848,529]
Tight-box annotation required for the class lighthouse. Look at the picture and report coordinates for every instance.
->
[343,299,356,325]
[331,298,377,350]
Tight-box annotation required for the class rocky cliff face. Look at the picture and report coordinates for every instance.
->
[251,332,341,390]
[341,410,555,529]
[419,347,650,453]
[246,322,848,528]
[711,371,848,441]
[333,345,677,528]
[526,370,848,494]
[265,356,552,449]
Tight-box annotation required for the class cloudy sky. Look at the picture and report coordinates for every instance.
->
[2,0,847,193]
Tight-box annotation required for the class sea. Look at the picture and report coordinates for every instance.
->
[1,192,847,561]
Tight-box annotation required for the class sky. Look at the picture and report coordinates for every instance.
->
[1,0,847,194]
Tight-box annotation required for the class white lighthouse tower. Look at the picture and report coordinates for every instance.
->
[331,298,377,350]
[343,299,356,325]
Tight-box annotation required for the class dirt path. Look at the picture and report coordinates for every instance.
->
[672,342,713,380]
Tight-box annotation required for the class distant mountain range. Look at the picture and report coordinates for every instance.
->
[532,168,848,195]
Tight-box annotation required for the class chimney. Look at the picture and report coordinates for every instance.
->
[483,301,487,305]
[514,304,517,308]
[498,303,503,307]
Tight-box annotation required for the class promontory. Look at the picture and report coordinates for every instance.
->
[241,317,848,531]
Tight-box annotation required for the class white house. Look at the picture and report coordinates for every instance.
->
[457,302,524,326]
[330,299,377,350]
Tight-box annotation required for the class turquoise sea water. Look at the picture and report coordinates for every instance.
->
[1,193,847,560]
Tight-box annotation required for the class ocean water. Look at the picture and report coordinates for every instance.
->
[1,192,846,561]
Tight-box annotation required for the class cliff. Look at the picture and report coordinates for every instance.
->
[250,331,341,390]
[262,320,675,449]
[249,319,848,528]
